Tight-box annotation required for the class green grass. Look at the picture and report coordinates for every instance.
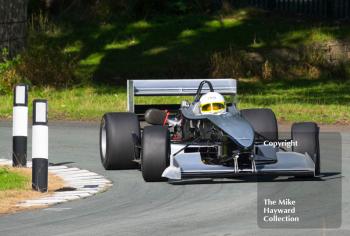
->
[0,168,29,191]
[1,79,349,124]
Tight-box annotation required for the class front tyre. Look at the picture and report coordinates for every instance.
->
[100,113,140,170]
[291,122,320,175]
[141,126,170,182]
[241,108,278,141]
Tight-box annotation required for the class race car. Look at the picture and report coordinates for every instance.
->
[99,79,320,182]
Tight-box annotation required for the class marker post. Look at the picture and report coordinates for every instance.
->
[32,99,48,192]
[12,84,28,167]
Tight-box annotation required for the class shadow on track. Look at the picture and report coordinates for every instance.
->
[50,162,75,166]
[169,172,341,185]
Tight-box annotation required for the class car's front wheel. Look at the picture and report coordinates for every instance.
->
[141,126,170,182]
[291,122,320,175]
[241,108,278,141]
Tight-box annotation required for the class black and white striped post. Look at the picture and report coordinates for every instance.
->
[12,84,28,167]
[32,99,48,192]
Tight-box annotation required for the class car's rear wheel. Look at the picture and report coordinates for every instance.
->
[141,126,170,182]
[241,108,278,141]
[100,112,140,170]
[291,122,320,175]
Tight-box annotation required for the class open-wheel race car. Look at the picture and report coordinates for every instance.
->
[99,79,320,182]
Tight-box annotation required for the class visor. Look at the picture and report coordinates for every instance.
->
[200,102,225,114]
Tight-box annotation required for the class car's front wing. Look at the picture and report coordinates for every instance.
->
[162,144,315,180]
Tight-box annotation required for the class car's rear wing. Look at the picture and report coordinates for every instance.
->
[127,79,237,117]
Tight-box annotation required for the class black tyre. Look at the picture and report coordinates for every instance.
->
[100,112,140,170]
[291,122,320,175]
[241,108,278,141]
[141,126,170,182]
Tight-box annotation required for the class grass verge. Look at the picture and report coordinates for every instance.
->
[0,79,348,124]
[0,168,28,190]
[0,166,64,214]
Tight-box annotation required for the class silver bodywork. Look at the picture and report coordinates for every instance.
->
[162,144,315,180]
[181,104,255,149]
[162,106,316,180]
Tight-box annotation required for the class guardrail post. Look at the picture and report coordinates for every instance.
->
[32,99,48,192]
[12,84,28,167]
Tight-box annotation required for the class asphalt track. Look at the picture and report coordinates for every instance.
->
[0,121,349,236]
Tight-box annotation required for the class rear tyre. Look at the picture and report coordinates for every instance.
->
[241,108,278,141]
[141,126,170,182]
[291,122,320,175]
[100,112,140,170]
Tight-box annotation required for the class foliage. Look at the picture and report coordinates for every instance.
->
[1,11,79,91]
[28,0,46,16]
[17,30,78,87]
[13,12,79,88]
[3,7,349,89]
[19,6,350,85]
[0,48,23,94]
[28,0,221,20]
[209,44,350,81]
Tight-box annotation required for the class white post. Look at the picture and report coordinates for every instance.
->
[12,84,28,167]
[32,99,48,192]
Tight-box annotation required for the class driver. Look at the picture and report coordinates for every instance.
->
[199,92,226,115]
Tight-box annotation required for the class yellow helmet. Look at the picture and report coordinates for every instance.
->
[200,92,226,114]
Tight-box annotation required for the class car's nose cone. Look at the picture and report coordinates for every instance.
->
[207,113,254,149]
